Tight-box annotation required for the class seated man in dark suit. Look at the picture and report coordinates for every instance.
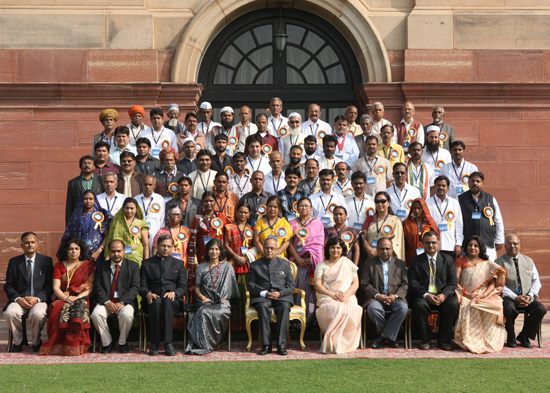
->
[140,235,187,356]
[495,234,547,348]
[248,237,296,356]
[4,232,53,352]
[91,239,140,353]
[361,237,408,349]
[408,231,458,351]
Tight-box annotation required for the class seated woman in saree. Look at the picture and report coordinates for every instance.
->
[152,205,190,267]
[104,197,149,266]
[253,196,293,259]
[61,190,110,265]
[454,235,507,354]
[224,203,254,331]
[324,206,361,266]
[403,198,439,267]
[362,191,405,260]
[313,237,362,354]
[185,238,239,355]
[40,238,95,356]
[287,197,324,322]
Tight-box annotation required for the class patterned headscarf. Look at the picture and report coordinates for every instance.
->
[159,147,179,162]
[99,108,119,122]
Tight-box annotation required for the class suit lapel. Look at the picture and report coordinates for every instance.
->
[374,259,384,288]
[421,254,431,278]
[104,262,112,291]
[388,257,397,288]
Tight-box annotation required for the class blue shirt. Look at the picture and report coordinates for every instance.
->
[334,133,359,169]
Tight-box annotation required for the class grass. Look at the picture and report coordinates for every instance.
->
[2,359,550,392]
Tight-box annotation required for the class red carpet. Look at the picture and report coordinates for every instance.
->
[1,340,548,365]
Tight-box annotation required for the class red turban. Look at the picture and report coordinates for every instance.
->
[128,105,146,118]
[159,147,179,162]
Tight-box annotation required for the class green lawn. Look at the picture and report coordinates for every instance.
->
[3,359,549,392]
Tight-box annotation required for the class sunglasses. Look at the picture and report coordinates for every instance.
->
[375,199,387,204]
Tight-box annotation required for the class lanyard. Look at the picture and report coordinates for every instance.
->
[105,195,118,214]
[111,264,121,285]
[141,196,153,218]
[272,174,282,193]
[353,197,365,217]
[290,133,299,146]
[335,179,350,192]
[136,160,148,173]
[196,171,212,194]
[237,222,249,242]
[235,174,250,195]
[393,185,407,205]
[364,157,378,173]
[319,194,333,214]
[271,118,283,133]
[201,122,212,134]
[452,161,465,183]
[307,178,318,194]
[309,123,319,136]
[430,150,439,166]
[434,197,449,220]
[215,193,229,215]
[152,128,164,146]
[130,125,143,143]
[247,156,262,172]
[336,134,346,153]
[410,162,423,185]
[416,220,424,244]
[375,214,389,236]
[383,145,392,160]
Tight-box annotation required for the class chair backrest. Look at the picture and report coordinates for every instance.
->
[288,260,297,281]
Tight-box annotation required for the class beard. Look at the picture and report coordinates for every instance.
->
[426,140,439,152]
[289,127,301,135]
[221,119,234,130]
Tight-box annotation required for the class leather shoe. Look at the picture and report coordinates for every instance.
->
[257,345,272,355]
[101,341,113,354]
[165,343,176,356]
[387,339,400,349]
[11,343,23,353]
[437,341,453,351]
[419,342,430,350]
[371,335,385,349]
[119,344,129,353]
[32,339,42,352]
[276,346,288,356]
[517,333,533,348]
[149,343,160,356]
[506,338,517,348]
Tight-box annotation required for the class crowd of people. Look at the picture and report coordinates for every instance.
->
[3,99,546,357]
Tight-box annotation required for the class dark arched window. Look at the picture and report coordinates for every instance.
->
[198,8,362,121]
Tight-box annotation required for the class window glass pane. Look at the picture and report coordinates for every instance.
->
[249,46,273,69]
[286,24,305,45]
[286,46,308,69]
[287,67,305,85]
[253,25,272,45]
[326,64,346,84]
[302,31,324,54]
[234,60,257,84]
[255,67,273,84]
[219,45,242,68]
[213,64,234,85]
[303,61,325,84]
[233,31,256,54]
[317,45,338,68]
[329,108,347,122]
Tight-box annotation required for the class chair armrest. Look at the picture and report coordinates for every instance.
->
[245,290,251,310]
[292,288,306,309]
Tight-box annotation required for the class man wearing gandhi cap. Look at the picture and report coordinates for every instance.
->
[164,104,186,135]
[279,112,305,165]
[126,105,148,146]
[197,102,222,135]
[421,125,452,178]
[92,108,119,156]
[206,106,240,156]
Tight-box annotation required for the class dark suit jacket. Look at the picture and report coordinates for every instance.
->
[3,253,54,310]
[408,252,457,299]
[210,153,233,174]
[248,256,295,305]
[165,196,201,228]
[139,255,187,299]
[360,256,408,307]
[66,174,104,224]
[93,258,140,307]
[116,172,143,197]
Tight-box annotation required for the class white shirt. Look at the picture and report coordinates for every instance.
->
[426,195,464,252]
[263,172,286,195]
[333,178,353,198]
[142,127,179,159]
[407,161,435,191]
[345,194,375,229]
[422,147,452,179]
[300,153,322,165]
[244,155,272,176]
[310,191,347,228]
[279,130,305,164]
[502,259,542,300]
[197,121,222,135]
[267,115,288,138]
[236,122,258,153]
[97,191,125,216]
[302,119,332,137]
[440,160,479,199]
[189,169,216,199]
[398,118,425,146]
[317,156,342,172]
[371,118,392,141]
[136,192,165,248]
[126,122,148,146]
[206,125,241,155]
[386,183,422,221]
[333,133,360,169]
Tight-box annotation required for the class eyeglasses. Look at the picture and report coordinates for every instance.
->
[375,199,387,204]
[394,171,406,175]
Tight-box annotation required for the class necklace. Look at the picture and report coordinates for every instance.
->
[209,261,221,289]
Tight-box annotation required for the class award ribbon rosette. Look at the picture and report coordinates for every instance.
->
[317,130,327,140]
[129,224,141,245]
[257,204,267,218]
[161,140,170,149]
[168,182,179,198]
[341,231,354,244]
[382,224,395,236]
[278,126,289,138]
[375,165,386,182]
[243,228,253,247]
[483,206,495,226]
[92,212,105,230]
[262,144,273,156]
[175,232,187,248]
[327,202,338,214]
[435,160,445,170]
[276,227,288,239]
[195,142,203,151]
[244,167,251,176]
[366,206,375,216]
[343,187,354,197]
[228,136,238,146]
[225,166,234,176]
[445,210,455,230]
[405,127,417,143]
[150,202,161,214]
[406,199,414,209]
[296,227,309,246]
[211,217,224,236]
[292,200,299,213]
[390,149,399,159]
[439,132,448,148]
[460,174,470,190]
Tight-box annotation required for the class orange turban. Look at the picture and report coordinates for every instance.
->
[128,105,146,118]
[159,147,179,162]
[99,108,119,122]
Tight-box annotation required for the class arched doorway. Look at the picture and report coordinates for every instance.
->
[198,8,363,122]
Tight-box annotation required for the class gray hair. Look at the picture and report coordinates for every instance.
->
[360,114,373,123]
[103,172,118,182]
[270,97,283,106]
[371,102,384,110]
[505,233,520,244]
[433,105,445,114]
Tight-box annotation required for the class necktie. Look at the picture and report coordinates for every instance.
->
[513,257,522,295]
[110,264,120,302]
[25,259,32,296]
[429,257,436,287]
